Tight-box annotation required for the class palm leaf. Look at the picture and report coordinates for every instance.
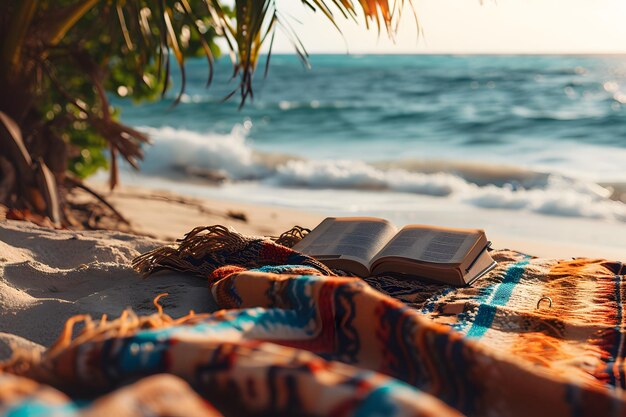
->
[4,0,415,192]
[205,0,409,104]
[37,0,99,46]
[163,7,187,105]
[178,0,216,86]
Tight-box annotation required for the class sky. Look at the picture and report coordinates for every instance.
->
[270,0,626,54]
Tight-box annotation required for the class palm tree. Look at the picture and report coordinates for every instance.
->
[0,0,411,228]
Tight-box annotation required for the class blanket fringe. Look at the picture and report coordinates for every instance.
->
[0,294,209,378]
[274,226,310,248]
[133,225,251,278]
[132,225,311,278]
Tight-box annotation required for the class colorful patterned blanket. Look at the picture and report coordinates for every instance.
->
[1,226,625,417]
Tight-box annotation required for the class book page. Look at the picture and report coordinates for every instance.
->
[464,250,497,285]
[373,226,481,265]
[293,217,397,266]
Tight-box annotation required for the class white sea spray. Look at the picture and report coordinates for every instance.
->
[131,125,626,223]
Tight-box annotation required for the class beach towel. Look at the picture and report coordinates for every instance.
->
[1,225,625,416]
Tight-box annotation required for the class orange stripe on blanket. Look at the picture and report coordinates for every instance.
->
[549,259,621,386]
[498,258,620,386]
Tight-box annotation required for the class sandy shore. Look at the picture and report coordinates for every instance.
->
[84,182,626,260]
[0,221,212,358]
[0,182,623,360]
[0,186,325,359]
[88,183,325,240]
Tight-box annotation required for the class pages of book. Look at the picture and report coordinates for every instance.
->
[465,250,497,285]
[373,226,481,265]
[294,217,493,284]
[293,217,397,266]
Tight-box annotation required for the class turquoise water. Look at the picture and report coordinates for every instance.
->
[113,54,626,222]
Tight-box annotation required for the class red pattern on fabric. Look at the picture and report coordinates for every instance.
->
[210,266,245,284]
[259,243,293,264]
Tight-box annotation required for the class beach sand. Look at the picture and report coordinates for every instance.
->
[0,186,324,360]
[97,183,325,240]
[0,183,623,360]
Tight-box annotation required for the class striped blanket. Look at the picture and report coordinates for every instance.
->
[1,226,625,416]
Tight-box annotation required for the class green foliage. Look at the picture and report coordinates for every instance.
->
[0,0,407,186]
[35,1,225,178]
[68,132,109,178]
[0,0,410,225]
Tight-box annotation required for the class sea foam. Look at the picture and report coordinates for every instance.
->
[134,126,626,223]
[140,125,271,180]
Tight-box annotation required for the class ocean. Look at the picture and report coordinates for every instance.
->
[111,54,626,225]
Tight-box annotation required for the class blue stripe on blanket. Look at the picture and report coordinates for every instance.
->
[465,257,530,339]
[354,379,415,417]
[5,402,79,417]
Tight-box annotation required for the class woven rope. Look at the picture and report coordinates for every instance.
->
[133,225,313,278]
[273,225,310,248]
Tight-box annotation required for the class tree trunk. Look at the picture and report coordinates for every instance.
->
[0,111,60,225]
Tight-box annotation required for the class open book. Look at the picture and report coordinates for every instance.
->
[293,217,496,286]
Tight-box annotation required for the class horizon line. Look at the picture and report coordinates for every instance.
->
[265,51,626,57]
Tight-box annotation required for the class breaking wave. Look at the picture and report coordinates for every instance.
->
[136,126,626,223]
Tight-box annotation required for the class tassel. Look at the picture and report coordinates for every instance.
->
[273,225,310,248]
[133,225,255,278]
[0,295,213,380]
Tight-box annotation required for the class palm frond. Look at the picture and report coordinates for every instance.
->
[178,0,216,86]
[37,0,100,46]
[1,0,415,198]
[205,0,410,105]
[163,7,187,105]
[104,0,410,107]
